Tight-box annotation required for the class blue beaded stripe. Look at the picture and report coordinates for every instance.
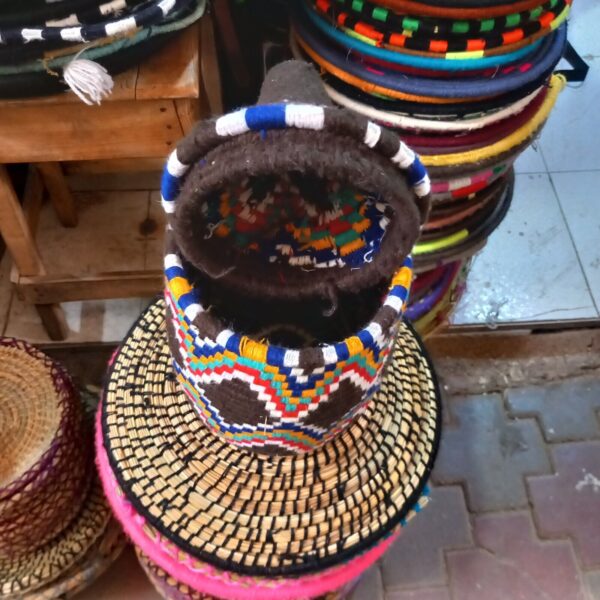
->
[160,103,430,214]
[165,252,412,369]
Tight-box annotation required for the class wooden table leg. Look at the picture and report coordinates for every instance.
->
[35,162,78,227]
[0,165,67,340]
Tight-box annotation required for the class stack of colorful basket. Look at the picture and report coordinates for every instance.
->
[97,60,442,599]
[0,0,206,102]
[0,338,125,600]
[291,0,570,336]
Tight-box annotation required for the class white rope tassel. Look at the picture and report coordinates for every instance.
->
[63,56,114,105]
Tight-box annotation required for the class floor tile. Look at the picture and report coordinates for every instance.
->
[452,173,598,325]
[551,170,600,311]
[538,7,600,173]
[75,546,160,600]
[584,571,600,600]
[4,297,143,343]
[506,376,600,442]
[567,1,600,60]
[351,565,384,600]
[432,394,551,511]
[447,512,585,600]
[513,143,547,174]
[528,441,600,569]
[37,190,149,274]
[386,587,451,600]
[381,487,472,590]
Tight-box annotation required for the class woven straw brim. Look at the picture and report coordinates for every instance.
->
[19,520,126,600]
[101,298,441,578]
[0,343,62,489]
[136,549,356,600]
[0,477,112,597]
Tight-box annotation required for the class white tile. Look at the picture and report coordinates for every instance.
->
[567,0,600,59]
[513,142,547,174]
[551,170,600,310]
[37,190,149,275]
[452,173,598,325]
[538,55,600,172]
[4,297,143,343]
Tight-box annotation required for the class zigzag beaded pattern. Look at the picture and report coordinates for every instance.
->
[164,240,412,452]
[101,299,440,576]
[0,478,111,596]
[160,102,430,217]
[0,0,189,44]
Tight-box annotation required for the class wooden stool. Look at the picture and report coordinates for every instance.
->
[0,18,222,340]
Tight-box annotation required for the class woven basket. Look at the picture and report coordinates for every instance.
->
[162,60,430,305]
[165,226,413,454]
[136,549,357,600]
[0,338,89,558]
[99,298,440,582]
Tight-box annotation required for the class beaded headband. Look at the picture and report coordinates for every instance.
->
[371,0,549,19]
[299,0,545,71]
[329,0,562,37]
[325,83,544,132]
[0,0,193,44]
[293,13,566,98]
[313,0,570,56]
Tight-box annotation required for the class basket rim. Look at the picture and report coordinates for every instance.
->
[164,233,413,369]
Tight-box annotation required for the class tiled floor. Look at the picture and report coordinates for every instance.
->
[350,375,600,600]
[453,1,600,327]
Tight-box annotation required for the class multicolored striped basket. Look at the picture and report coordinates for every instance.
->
[165,229,413,454]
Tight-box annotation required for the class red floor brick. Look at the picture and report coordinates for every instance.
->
[507,377,600,442]
[381,487,472,590]
[386,587,451,600]
[351,565,384,600]
[447,512,585,600]
[432,394,551,511]
[528,441,600,569]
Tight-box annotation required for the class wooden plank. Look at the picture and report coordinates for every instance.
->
[0,100,180,163]
[35,163,78,227]
[200,13,224,116]
[136,24,200,101]
[0,166,46,275]
[175,98,201,134]
[64,158,164,174]
[35,304,68,341]
[17,270,163,304]
[22,167,45,235]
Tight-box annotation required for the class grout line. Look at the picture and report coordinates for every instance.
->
[547,172,600,318]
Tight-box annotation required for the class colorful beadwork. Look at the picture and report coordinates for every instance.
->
[314,0,571,56]
[164,249,413,453]
[203,175,390,269]
[329,0,562,36]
